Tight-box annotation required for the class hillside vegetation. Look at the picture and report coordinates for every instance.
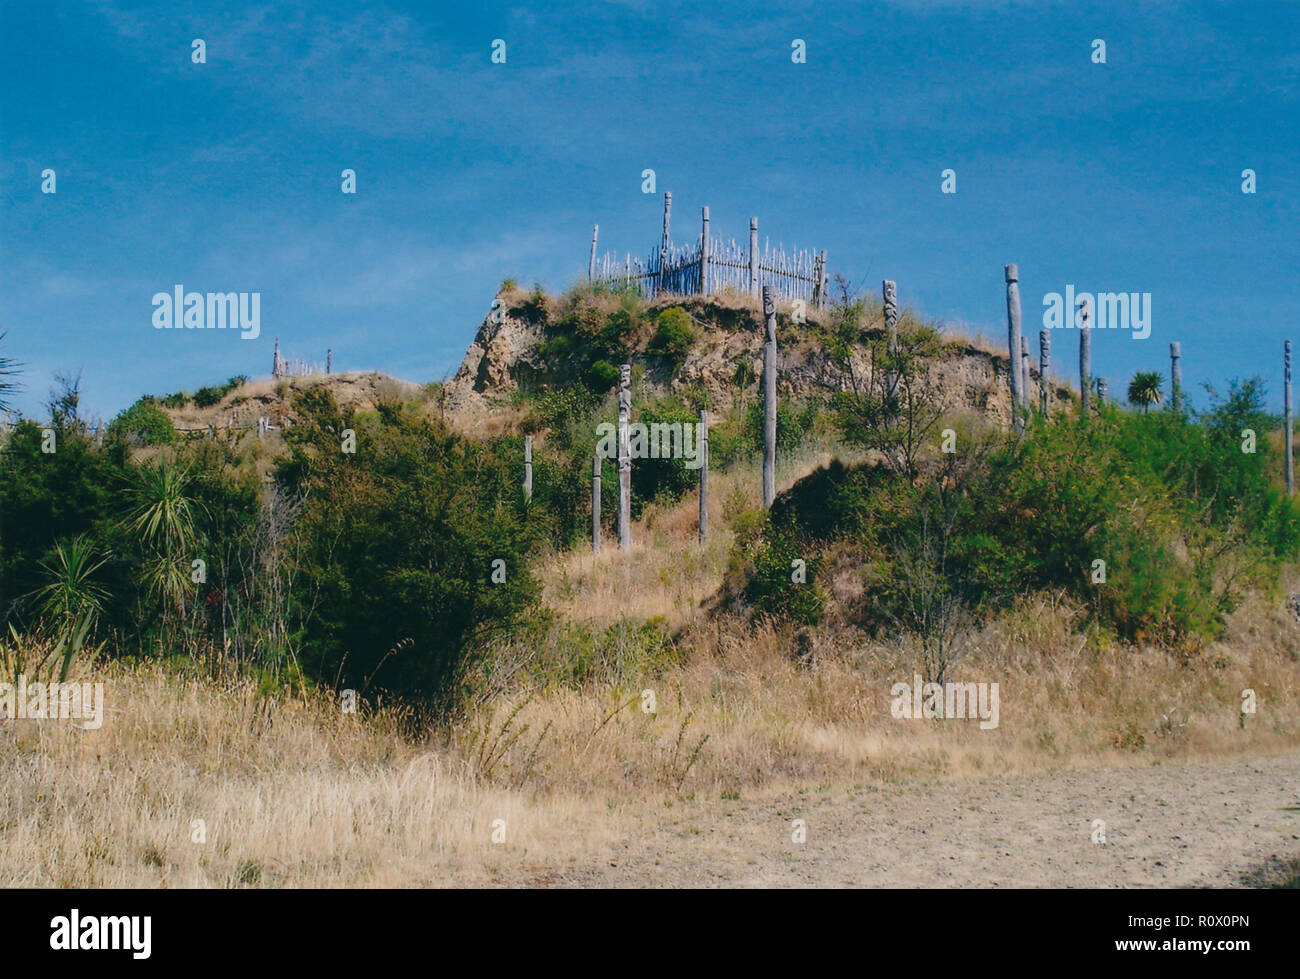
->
[2,282,1299,884]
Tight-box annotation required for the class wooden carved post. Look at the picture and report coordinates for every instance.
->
[659,192,672,296]
[762,286,778,509]
[1039,330,1051,415]
[1079,297,1092,415]
[1286,341,1294,497]
[618,363,632,549]
[698,409,709,545]
[326,348,332,375]
[811,253,823,308]
[523,435,533,502]
[819,250,829,309]
[588,224,599,282]
[749,218,759,296]
[1096,377,1107,403]
[1005,264,1024,431]
[1021,335,1031,411]
[1169,342,1182,411]
[699,207,710,296]
[592,454,602,554]
[883,279,899,397]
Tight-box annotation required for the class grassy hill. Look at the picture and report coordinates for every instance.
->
[3,281,1299,886]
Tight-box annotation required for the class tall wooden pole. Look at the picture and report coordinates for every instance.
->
[1286,341,1294,497]
[659,192,672,296]
[1079,297,1092,415]
[523,435,533,502]
[1005,264,1024,432]
[592,454,602,554]
[762,286,778,509]
[588,224,599,282]
[699,206,710,296]
[749,218,759,296]
[883,279,899,397]
[1169,342,1182,411]
[1039,330,1051,415]
[1020,335,1031,411]
[698,409,709,544]
[618,363,632,549]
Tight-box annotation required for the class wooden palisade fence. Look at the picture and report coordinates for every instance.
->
[589,192,828,308]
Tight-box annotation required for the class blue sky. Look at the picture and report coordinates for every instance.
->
[2,0,1297,421]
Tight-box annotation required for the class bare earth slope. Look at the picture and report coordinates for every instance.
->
[525,753,1300,888]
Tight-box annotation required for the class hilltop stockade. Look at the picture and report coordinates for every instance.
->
[589,193,828,307]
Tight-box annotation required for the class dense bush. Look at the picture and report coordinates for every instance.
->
[107,397,176,447]
[739,392,1300,657]
[648,307,695,364]
[193,376,247,408]
[277,391,543,708]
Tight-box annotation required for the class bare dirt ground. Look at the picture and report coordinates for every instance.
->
[507,752,1300,888]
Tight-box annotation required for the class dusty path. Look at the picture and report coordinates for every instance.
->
[522,753,1300,887]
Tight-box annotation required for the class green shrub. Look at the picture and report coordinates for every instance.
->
[586,359,619,391]
[106,398,176,447]
[277,388,543,712]
[629,401,701,513]
[192,386,225,408]
[737,394,1299,650]
[648,308,695,363]
[744,532,825,626]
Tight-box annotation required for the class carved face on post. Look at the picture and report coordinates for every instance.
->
[619,363,631,411]
[762,287,776,343]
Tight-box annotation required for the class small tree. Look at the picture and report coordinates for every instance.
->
[830,292,946,481]
[1128,371,1163,413]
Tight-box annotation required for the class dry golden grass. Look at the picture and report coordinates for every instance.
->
[540,445,849,630]
[478,458,1300,802]
[0,665,615,887]
[453,586,1300,804]
[5,574,1294,887]
[5,495,1297,886]
[162,371,425,432]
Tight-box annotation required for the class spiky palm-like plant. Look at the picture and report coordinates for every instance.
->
[32,535,108,624]
[21,536,108,682]
[1128,371,1164,413]
[123,457,202,616]
[0,330,20,413]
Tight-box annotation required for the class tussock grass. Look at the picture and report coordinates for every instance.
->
[0,665,609,887]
